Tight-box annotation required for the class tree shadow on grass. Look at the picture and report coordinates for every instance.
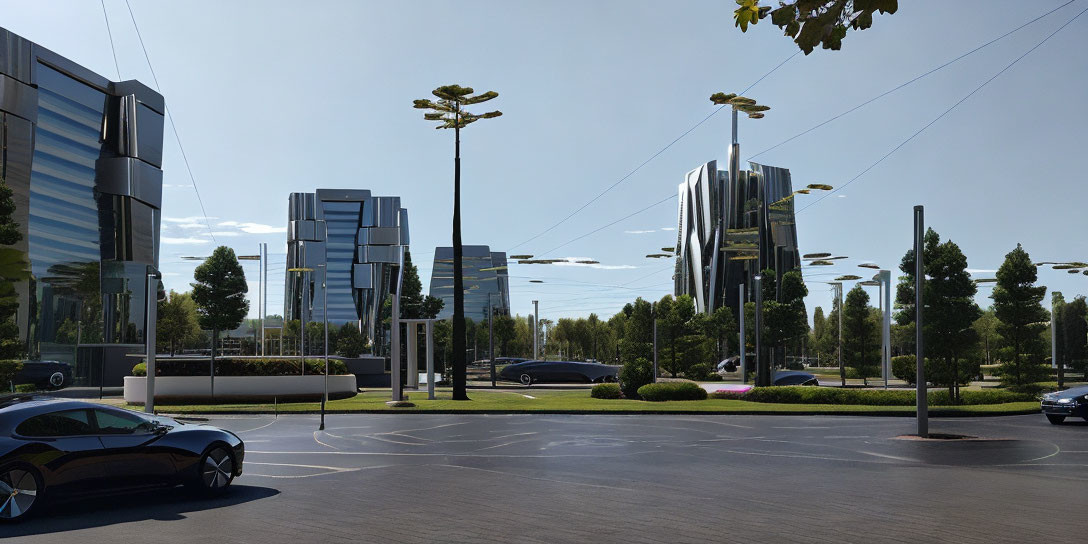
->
[6,484,279,536]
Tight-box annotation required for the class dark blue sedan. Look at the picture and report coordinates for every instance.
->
[0,396,244,522]
[1041,386,1088,424]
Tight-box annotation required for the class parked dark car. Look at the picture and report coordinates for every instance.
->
[773,371,820,386]
[0,396,244,522]
[499,360,618,386]
[12,361,71,390]
[1041,386,1088,424]
[717,356,741,373]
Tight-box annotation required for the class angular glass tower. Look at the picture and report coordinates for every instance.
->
[675,159,800,317]
[285,189,408,346]
[428,246,509,323]
[0,27,164,377]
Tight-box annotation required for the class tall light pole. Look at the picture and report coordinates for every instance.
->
[144,267,161,413]
[1052,291,1062,389]
[488,292,498,387]
[754,275,767,387]
[881,269,892,389]
[651,301,658,383]
[830,282,844,387]
[738,283,746,383]
[532,300,539,359]
[318,260,328,431]
[914,205,928,438]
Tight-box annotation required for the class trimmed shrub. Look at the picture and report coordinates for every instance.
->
[0,360,22,388]
[891,355,917,384]
[636,382,708,402]
[685,363,714,381]
[619,358,654,399]
[590,383,622,399]
[132,357,349,377]
[709,386,1034,405]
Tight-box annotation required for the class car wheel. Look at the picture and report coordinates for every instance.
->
[0,464,43,522]
[48,372,65,389]
[519,373,533,386]
[192,446,235,495]
[1046,414,1066,425]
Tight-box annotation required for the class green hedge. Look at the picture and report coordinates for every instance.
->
[636,382,708,402]
[619,358,654,399]
[590,383,621,399]
[709,386,1034,405]
[0,360,22,387]
[132,358,349,377]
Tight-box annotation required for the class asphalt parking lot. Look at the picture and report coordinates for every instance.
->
[7,413,1087,543]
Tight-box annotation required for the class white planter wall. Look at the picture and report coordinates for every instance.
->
[124,375,357,404]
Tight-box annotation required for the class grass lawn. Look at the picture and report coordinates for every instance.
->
[136,388,1040,416]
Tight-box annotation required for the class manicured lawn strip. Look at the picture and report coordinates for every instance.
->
[137,389,1040,416]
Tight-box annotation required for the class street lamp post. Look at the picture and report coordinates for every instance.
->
[533,300,539,359]
[1052,291,1063,389]
[144,267,161,413]
[488,292,498,387]
[914,205,928,438]
[738,283,746,384]
[754,275,766,387]
[651,302,658,383]
[829,282,844,387]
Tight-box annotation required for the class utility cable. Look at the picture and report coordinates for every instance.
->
[748,0,1078,161]
[507,50,800,252]
[100,0,122,80]
[122,0,218,244]
[797,5,1088,214]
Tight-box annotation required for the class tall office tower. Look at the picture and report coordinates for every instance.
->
[675,159,800,317]
[428,246,510,323]
[0,27,165,382]
[285,189,409,348]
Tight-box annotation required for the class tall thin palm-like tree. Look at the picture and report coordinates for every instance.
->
[414,85,501,400]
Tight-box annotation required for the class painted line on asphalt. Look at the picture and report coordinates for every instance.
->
[313,431,340,451]
[1019,443,1061,463]
[236,419,278,434]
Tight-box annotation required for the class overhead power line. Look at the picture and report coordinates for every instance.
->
[120,0,218,244]
[99,0,122,80]
[748,0,1079,161]
[797,4,1088,215]
[536,192,677,257]
[507,50,800,252]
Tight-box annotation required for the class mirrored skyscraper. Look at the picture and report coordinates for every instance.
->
[675,159,801,317]
[285,189,409,345]
[429,246,509,323]
[0,27,164,374]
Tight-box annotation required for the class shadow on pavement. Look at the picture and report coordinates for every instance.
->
[6,485,279,536]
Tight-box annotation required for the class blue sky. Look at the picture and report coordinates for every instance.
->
[3,0,1087,321]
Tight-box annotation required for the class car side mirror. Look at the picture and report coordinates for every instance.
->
[153,423,169,436]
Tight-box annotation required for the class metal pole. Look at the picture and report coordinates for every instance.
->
[391,248,404,402]
[881,270,892,389]
[144,270,159,413]
[301,269,307,375]
[652,303,658,383]
[262,243,268,356]
[320,224,329,429]
[914,205,927,437]
[489,295,495,387]
[738,283,746,384]
[835,283,844,387]
[754,275,765,386]
[426,320,435,400]
[533,300,539,359]
[1053,291,1063,389]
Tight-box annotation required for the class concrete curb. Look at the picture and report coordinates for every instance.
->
[148,408,1042,417]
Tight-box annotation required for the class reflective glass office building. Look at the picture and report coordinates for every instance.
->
[428,246,509,323]
[285,189,408,345]
[0,27,164,374]
[675,159,800,317]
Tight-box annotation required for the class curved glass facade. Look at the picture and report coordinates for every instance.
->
[0,27,164,373]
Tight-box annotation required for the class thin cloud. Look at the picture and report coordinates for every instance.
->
[966,268,997,274]
[553,257,637,270]
[218,221,286,234]
[624,229,656,234]
[162,236,211,245]
[164,215,216,223]
[660,227,676,231]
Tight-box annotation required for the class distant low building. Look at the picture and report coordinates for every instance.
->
[429,246,509,323]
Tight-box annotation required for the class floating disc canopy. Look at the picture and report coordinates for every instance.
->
[803,252,832,259]
[1069,270,1082,274]
[834,275,862,281]
[858,263,880,269]
[973,278,998,283]
[510,254,533,260]
[858,280,880,286]
[807,183,833,191]
[479,266,507,272]
[646,254,671,259]
[529,280,544,283]
[729,255,759,261]
[661,247,675,252]
[808,260,835,266]
[576,260,600,265]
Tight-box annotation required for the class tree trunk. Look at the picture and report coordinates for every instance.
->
[451,115,469,400]
[211,327,218,399]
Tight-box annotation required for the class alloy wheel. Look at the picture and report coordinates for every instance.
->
[202,448,234,489]
[0,468,38,520]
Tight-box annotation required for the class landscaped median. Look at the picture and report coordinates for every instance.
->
[132,386,1042,416]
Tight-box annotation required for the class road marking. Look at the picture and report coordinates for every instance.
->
[857,450,921,463]
[313,431,340,451]
[235,419,278,433]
